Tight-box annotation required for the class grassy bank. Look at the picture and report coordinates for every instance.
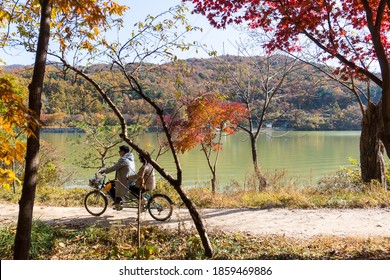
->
[1,221,390,260]
[1,176,390,209]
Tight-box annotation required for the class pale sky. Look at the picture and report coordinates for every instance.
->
[0,0,246,65]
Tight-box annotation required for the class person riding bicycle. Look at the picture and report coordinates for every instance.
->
[99,145,136,210]
[127,154,156,197]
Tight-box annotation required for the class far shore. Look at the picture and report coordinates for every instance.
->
[41,127,85,133]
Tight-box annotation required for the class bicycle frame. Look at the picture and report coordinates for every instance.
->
[89,173,146,207]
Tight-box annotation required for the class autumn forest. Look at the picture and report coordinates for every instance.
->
[3,55,378,132]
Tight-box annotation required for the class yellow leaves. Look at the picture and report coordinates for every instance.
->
[105,1,127,17]
[186,25,193,32]
[59,38,67,52]
[81,40,95,52]
[40,0,128,52]
[57,0,128,28]
[15,141,26,162]
[93,26,100,36]
[1,73,28,188]
[154,23,163,31]
[0,9,11,27]
[101,38,109,48]
[118,244,132,250]
[0,118,12,134]
[0,136,26,165]
[1,182,11,190]
[94,113,105,120]
[0,168,22,189]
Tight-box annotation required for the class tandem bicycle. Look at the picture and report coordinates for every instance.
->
[84,172,174,221]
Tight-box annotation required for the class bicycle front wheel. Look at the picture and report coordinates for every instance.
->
[147,194,173,221]
[84,190,108,216]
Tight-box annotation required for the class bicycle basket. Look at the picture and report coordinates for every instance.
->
[89,177,103,188]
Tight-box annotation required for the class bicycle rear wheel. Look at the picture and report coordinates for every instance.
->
[84,190,108,216]
[147,194,173,221]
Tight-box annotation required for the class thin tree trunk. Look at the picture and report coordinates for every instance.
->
[137,187,142,248]
[122,123,214,258]
[121,139,214,258]
[250,134,267,190]
[13,0,52,260]
[211,176,216,194]
[360,102,386,189]
[171,182,214,257]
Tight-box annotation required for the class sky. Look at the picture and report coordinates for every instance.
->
[0,0,246,65]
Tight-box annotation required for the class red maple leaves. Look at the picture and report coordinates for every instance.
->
[185,0,389,82]
[173,95,248,153]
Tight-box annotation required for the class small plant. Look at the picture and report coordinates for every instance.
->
[29,220,56,259]
[0,221,56,259]
[186,235,204,259]
[317,158,363,192]
[135,244,159,260]
[0,225,15,259]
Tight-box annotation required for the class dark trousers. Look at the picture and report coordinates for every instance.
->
[129,185,145,197]
[108,181,122,203]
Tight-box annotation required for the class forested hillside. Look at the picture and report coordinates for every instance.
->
[4,55,380,130]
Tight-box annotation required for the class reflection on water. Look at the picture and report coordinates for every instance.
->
[42,130,361,188]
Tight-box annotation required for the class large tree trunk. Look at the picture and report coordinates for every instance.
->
[13,0,52,260]
[380,65,390,159]
[360,102,386,189]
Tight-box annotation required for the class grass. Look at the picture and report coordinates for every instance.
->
[1,223,389,260]
[1,168,390,260]
[0,221,56,260]
[2,167,390,209]
[2,182,390,209]
[0,185,89,207]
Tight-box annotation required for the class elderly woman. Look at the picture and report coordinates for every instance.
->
[127,155,156,196]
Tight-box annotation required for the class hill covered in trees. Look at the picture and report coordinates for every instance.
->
[4,55,380,131]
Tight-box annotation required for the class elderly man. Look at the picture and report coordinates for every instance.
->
[99,145,136,210]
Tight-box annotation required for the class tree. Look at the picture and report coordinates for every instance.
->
[290,51,386,185]
[1,0,127,259]
[215,46,299,190]
[12,0,52,259]
[186,0,390,187]
[54,6,214,258]
[70,114,124,169]
[174,94,248,193]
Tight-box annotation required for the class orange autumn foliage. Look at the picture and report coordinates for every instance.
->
[174,96,248,153]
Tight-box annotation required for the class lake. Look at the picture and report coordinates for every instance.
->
[41,130,361,188]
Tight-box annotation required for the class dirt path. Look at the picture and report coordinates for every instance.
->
[1,203,390,238]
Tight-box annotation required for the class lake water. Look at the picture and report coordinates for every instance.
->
[41,130,361,188]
